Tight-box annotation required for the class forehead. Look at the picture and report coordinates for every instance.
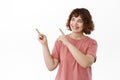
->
[72,16,82,19]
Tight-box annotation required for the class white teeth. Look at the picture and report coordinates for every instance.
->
[72,26,78,29]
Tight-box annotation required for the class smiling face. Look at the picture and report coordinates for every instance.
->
[66,8,94,35]
[70,16,84,33]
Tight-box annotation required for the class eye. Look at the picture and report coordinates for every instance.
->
[71,17,75,21]
[77,19,83,23]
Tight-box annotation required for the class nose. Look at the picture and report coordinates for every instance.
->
[73,20,78,26]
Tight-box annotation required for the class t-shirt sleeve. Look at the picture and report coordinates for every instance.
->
[51,40,61,61]
[87,39,98,62]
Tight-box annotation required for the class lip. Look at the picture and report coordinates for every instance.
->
[71,26,79,29]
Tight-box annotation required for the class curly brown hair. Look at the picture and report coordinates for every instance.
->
[66,8,94,34]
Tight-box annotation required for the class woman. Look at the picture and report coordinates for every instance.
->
[36,8,98,80]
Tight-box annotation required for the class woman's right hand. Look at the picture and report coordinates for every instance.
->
[36,28,48,45]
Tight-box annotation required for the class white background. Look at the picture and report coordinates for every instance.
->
[0,0,120,80]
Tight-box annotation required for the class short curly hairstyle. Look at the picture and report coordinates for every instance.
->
[66,8,94,34]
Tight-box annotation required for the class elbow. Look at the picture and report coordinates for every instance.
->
[48,68,55,71]
[82,65,90,68]
[82,56,94,68]
[48,69,53,71]
[47,65,56,71]
[80,64,88,68]
[80,61,92,68]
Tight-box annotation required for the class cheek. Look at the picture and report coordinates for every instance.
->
[78,24,84,31]
[79,23,84,27]
[69,22,73,27]
[70,23,72,26]
[70,21,73,25]
[80,25,84,30]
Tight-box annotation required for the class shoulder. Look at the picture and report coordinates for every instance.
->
[87,37,98,48]
[87,36,97,42]
[86,36,97,45]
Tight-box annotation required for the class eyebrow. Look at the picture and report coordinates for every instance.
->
[72,17,82,20]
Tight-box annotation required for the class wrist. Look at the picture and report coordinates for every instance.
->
[42,43,48,47]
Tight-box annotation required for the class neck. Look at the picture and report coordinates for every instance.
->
[70,33,85,40]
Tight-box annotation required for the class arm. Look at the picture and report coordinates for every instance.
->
[42,44,59,71]
[65,42,95,68]
[36,29,59,71]
[58,29,95,68]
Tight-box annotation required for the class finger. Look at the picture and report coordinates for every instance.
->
[59,28,65,35]
[36,28,41,35]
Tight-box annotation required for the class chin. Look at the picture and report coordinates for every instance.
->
[72,30,81,33]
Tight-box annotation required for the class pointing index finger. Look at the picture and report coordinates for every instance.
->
[36,28,41,35]
[59,28,65,35]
